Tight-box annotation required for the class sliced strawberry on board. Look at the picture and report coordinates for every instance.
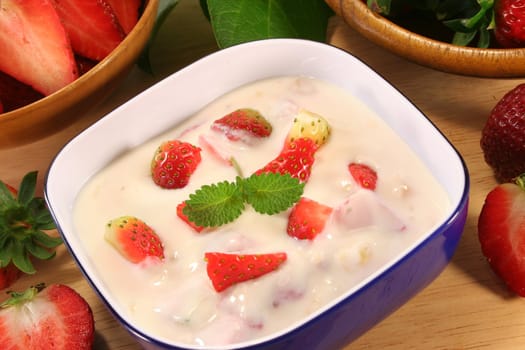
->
[177,202,205,233]
[348,162,378,190]
[211,108,273,142]
[151,140,202,189]
[0,70,44,113]
[0,0,79,96]
[287,197,333,240]
[105,216,165,264]
[53,0,125,61]
[0,283,94,349]
[255,109,331,183]
[478,174,525,296]
[106,0,142,34]
[205,252,287,292]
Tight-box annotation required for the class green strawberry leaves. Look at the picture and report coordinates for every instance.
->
[367,0,496,48]
[0,172,61,274]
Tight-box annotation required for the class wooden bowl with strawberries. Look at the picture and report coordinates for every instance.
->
[0,0,159,149]
[325,0,525,77]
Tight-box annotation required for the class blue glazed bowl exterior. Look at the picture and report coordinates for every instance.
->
[45,38,470,350]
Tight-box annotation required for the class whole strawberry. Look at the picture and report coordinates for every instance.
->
[494,0,525,47]
[478,173,525,296]
[151,140,202,189]
[0,283,94,349]
[481,84,525,182]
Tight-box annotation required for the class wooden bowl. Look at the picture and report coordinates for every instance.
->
[0,0,159,149]
[325,0,525,78]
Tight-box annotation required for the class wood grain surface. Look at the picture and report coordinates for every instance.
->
[1,2,523,349]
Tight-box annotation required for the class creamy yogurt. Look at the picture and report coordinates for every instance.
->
[73,76,450,347]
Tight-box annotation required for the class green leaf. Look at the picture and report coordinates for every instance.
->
[452,30,477,46]
[0,182,17,211]
[207,0,334,48]
[32,231,62,249]
[25,241,56,261]
[243,173,304,215]
[137,0,180,73]
[17,171,37,207]
[11,240,35,274]
[0,239,13,267]
[27,198,56,230]
[185,180,245,227]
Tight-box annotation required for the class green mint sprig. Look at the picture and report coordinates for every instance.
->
[183,172,304,228]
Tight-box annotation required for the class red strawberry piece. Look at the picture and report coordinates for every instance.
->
[151,140,202,189]
[211,108,273,142]
[0,283,94,349]
[106,0,142,34]
[75,55,98,76]
[0,263,22,291]
[0,100,3,114]
[0,71,44,113]
[0,0,78,96]
[255,138,318,183]
[176,202,205,233]
[348,162,378,190]
[53,0,125,61]
[478,174,525,296]
[494,0,525,47]
[105,216,164,264]
[287,197,333,240]
[481,84,525,182]
[205,252,287,292]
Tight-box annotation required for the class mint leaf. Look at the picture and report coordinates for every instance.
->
[243,173,304,215]
[185,180,245,227]
[183,173,304,228]
[206,0,334,48]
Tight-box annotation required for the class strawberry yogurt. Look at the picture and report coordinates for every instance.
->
[73,76,450,347]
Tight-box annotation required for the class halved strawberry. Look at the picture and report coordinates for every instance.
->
[255,109,330,183]
[287,197,333,240]
[205,252,287,292]
[0,172,62,282]
[53,0,125,61]
[0,70,44,113]
[348,162,378,190]
[0,0,79,96]
[151,140,202,189]
[211,108,273,142]
[0,283,94,349]
[105,216,164,264]
[478,173,525,296]
[106,0,142,34]
[177,202,205,233]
